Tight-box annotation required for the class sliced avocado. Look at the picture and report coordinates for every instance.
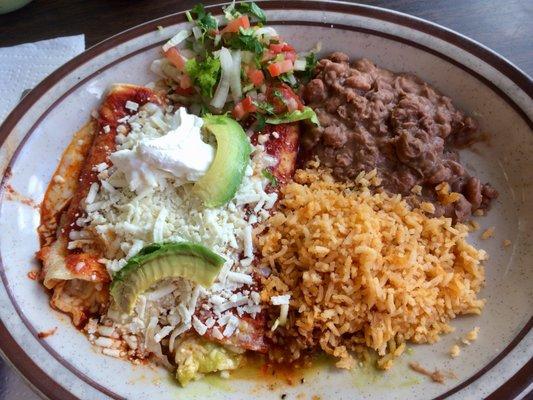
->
[110,242,225,314]
[194,115,252,207]
[174,336,242,386]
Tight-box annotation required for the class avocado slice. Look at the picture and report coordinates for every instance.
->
[174,336,242,386]
[110,242,225,314]
[194,115,252,207]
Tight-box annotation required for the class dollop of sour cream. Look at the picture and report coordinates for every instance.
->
[109,107,215,194]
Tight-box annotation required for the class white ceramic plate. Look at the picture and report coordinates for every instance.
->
[0,1,531,399]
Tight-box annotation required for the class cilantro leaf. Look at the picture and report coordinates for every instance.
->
[222,1,238,20]
[235,2,267,23]
[225,28,264,54]
[273,90,284,101]
[199,105,211,117]
[305,52,317,75]
[253,101,275,115]
[186,57,221,98]
[187,4,218,41]
[262,169,278,186]
[254,113,266,131]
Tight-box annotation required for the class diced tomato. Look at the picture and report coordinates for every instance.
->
[241,96,257,113]
[267,59,293,77]
[247,68,265,86]
[269,43,285,53]
[222,15,250,33]
[283,51,297,62]
[232,96,257,120]
[269,42,295,54]
[281,43,294,52]
[174,86,195,96]
[164,47,186,72]
[179,74,192,89]
[232,102,246,120]
[261,50,276,62]
[266,83,304,114]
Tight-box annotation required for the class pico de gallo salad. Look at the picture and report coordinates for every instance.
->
[151,1,319,129]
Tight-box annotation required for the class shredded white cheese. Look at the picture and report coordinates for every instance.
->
[125,100,139,112]
[82,102,277,352]
[227,271,253,285]
[85,182,99,205]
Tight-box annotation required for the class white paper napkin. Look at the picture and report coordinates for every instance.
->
[0,35,85,123]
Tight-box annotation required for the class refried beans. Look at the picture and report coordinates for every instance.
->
[302,52,497,222]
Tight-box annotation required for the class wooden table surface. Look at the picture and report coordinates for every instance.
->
[0,1,531,400]
[0,0,532,76]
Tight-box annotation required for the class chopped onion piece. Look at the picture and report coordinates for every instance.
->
[211,47,233,109]
[254,27,278,39]
[192,26,202,40]
[180,48,196,59]
[214,34,222,47]
[162,30,191,52]
[192,40,204,54]
[161,62,182,83]
[150,59,166,77]
[294,59,307,71]
[229,50,242,103]
[241,51,254,63]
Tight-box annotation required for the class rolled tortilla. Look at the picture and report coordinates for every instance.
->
[37,84,163,327]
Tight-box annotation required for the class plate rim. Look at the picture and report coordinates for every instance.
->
[0,1,531,399]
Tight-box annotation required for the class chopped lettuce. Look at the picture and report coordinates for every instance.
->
[174,337,242,386]
[266,106,319,126]
[186,57,221,98]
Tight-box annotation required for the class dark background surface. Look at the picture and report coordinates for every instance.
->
[0,0,532,75]
[0,1,531,400]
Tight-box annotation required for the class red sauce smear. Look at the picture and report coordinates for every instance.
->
[65,252,110,283]
[3,166,12,181]
[37,327,57,339]
[27,270,39,280]
[4,184,39,209]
